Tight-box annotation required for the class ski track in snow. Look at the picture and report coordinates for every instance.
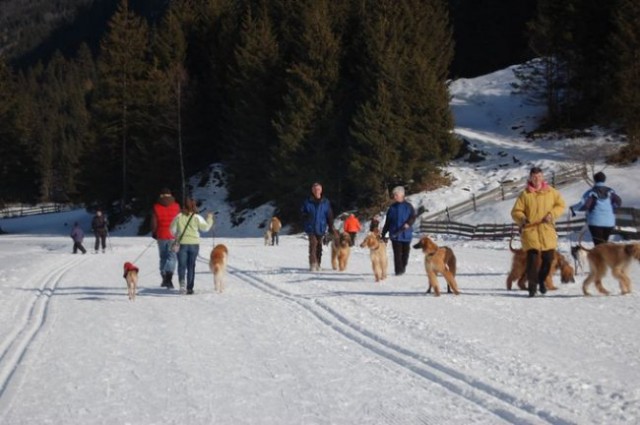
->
[0,255,84,399]
[221,257,573,425]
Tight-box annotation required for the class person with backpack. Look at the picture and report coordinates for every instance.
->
[91,209,108,253]
[570,171,622,245]
[151,188,181,288]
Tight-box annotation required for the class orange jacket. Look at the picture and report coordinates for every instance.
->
[343,214,361,233]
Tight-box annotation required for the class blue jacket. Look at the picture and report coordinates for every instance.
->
[570,183,621,228]
[382,201,416,242]
[70,225,84,243]
[301,196,334,235]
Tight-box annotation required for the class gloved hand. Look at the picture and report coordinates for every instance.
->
[542,213,552,223]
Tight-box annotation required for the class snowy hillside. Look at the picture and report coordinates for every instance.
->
[1,64,639,425]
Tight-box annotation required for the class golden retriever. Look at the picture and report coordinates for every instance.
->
[412,236,460,296]
[581,242,640,296]
[123,262,139,301]
[210,244,229,293]
[331,232,351,271]
[505,237,575,291]
[359,231,388,282]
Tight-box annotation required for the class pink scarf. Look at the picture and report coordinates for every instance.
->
[526,180,550,193]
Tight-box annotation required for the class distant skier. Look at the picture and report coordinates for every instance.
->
[70,222,87,254]
[91,209,108,253]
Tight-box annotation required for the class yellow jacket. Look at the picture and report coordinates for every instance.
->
[511,183,566,251]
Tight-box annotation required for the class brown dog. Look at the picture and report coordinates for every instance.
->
[359,231,388,282]
[412,236,460,296]
[582,242,640,295]
[123,262,139,301]
[210,244,229,293]
[331,232,351,271]
[505,237,575,291]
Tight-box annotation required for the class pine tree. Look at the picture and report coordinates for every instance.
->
[609,0,640,150]
[90,0,151,213]
[271,0,345,213]
[348,0,456,207]
[223,2,280,206]
[0,58,38,203]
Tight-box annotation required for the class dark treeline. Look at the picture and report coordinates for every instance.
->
[0,0,457,229]
[518,0,640,155]
[0,0,638,230]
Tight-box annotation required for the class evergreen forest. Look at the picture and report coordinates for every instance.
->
[0,0,638,229]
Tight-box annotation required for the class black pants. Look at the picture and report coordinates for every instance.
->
[391,241,411,275]
[526,249,553,293]
[73,242,86,254]
[94,232,107,251]
[271,232,279,246]
[589,225,613,246]
[348,232,356,247]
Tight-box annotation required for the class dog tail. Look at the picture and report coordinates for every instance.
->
[445,247,457,276]
[577,228,592,252]
[508,234,519,253]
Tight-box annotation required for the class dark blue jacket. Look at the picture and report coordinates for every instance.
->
[382,201,416,242]
[301,196,334,235]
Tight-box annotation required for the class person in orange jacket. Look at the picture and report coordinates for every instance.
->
[343,213,361,246]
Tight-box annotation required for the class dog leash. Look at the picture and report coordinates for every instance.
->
[132,239,157,264]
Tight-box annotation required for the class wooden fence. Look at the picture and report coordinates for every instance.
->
[0,203,72,219]
[419,207,640,240]
[420,165,586,222]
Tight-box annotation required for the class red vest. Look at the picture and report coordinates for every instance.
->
[153,202,180,240]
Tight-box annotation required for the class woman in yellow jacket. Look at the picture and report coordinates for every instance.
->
[511,167,566,297]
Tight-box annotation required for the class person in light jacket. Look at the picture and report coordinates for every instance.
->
[570,171,622,245]
[170,198,214,295]
[511,167,566,297]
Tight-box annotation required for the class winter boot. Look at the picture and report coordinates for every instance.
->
[160,272,168,287]
[165,272,174,289]
[179,281,186,294]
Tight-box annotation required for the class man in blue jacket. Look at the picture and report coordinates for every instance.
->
[570,171,622,245]
[381,186,416,275]
[301,182,335,271]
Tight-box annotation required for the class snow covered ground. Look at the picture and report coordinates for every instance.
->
[1,64,639,425]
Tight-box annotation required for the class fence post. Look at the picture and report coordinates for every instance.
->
[551,171,556,187]
[472,194,477,211]
[446,207,451,222]
[500,184,505,200]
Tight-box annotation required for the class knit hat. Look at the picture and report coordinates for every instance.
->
[594,171,606,183]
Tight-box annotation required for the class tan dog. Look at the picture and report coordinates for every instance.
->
[264,229,272,246]
[581,242,640,295]
[359,231,388,282]
[412,236,460,296]
[123,262,139,301]
[210,244,229,293]
[331,231,351,271]
[505,237,575,291]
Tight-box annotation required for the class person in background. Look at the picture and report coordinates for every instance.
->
[151,187,181,288]
[570,171,622,245]
[70,222,87,254]
[270,215,282,246]
[343,213,361,246]
[511,167,566,297]
[381,186,416,276]
[170,198,214,295]
[91,209,108,253]
[301,182,336,271]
